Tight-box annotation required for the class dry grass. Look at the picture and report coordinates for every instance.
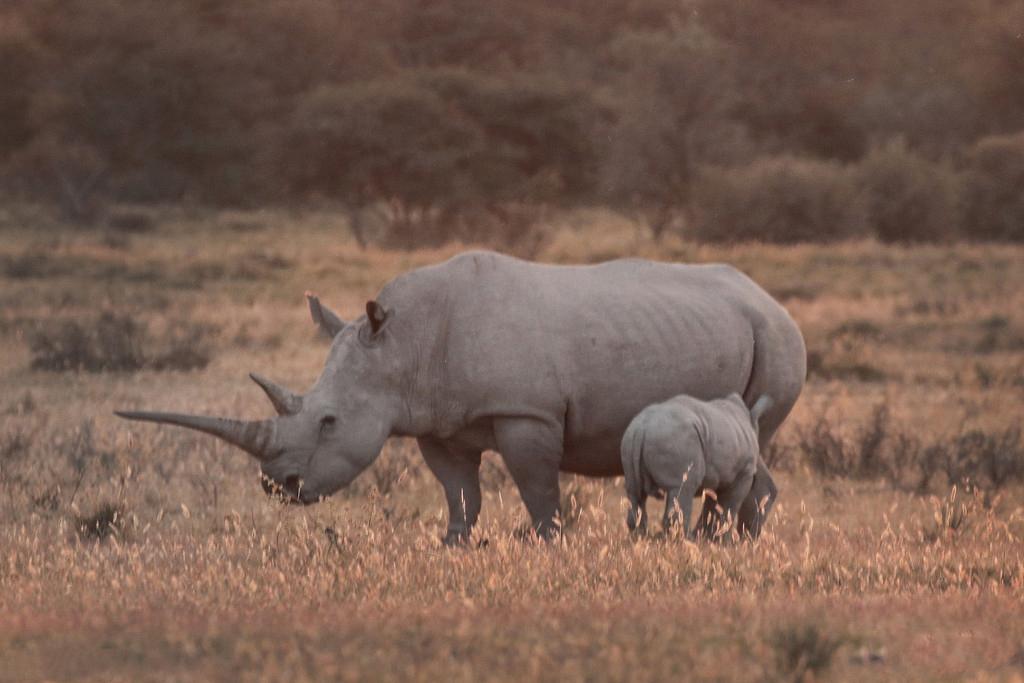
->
[1,207,1023,682]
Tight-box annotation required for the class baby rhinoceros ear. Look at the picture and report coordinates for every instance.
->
[306,292,346,339]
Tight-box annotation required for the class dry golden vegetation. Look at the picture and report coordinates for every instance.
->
[2,207,1024,682]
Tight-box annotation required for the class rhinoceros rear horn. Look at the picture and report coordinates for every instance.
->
[114,410,279,462]
[249,372,302,416]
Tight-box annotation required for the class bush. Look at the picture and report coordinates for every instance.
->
[691,156,866,243]
[798,403,892,480]
[2,250,70,279]
[769,624,843,680]
[75,501,126,541]
[2,135,108,224]
[29,313,215,373]
[796,404,1024,495]
[106,208,156,233]
[961,130,1024,241]
[858,138,961,243]
[30,314,145,372]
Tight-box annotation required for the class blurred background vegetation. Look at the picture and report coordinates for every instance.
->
[2,0,1023,246]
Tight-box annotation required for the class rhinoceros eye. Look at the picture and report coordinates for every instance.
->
[319,415,337,435]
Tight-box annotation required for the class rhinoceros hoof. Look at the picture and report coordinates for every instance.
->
[441,530,472,547]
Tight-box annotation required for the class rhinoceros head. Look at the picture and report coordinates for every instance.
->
[116,294,404,504]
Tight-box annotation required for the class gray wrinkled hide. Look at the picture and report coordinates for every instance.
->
[621,393,767,539]
[119,250,805,544]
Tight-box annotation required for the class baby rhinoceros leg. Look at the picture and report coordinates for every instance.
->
[694,492,721,541]
[663,460,705,539]
[710,471,756,542]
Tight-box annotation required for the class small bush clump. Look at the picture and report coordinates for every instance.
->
[75,501,126,541]
[858,138,961,243]
[798,404,891,480]
[923,428,1024,494]
[796,404,1024,495]
[961,131,1024,241]
[768,623,843,680]
[0,428,31,463]
[828,319,883,341]
[30,314,144,372]
[29,313,215,373]
[2,250,71,279]
[691,156,866,243]
[805,350,887,383]
[106,208,156,233]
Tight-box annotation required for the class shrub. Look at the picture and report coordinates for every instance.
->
[0,428,31,464]
[768,623,843,680]
[934,428,1023,493]
[3,250,71,279]
[148,323,217,371]
[796,404,1024,495]
[106,208,156,233]
[858,138,961,243]
[805,349,887,383]
[2,135,108,224]
[691,156,866,243]
[797,403,892,480]
[29,313,215,373]
[960,131,1024,241]
[828,319,883,341]
[30,314,145,372]
[75,501,126,541]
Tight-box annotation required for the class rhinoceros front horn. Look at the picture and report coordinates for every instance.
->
[249,372,302,416]
[114,410,279,462]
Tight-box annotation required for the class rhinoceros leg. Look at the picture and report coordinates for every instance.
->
[417,436,482,546]
[663,482,700,539]
[736,458,778,539]
[493,418,562,539]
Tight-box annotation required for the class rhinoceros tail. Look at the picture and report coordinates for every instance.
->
[749,394,774,426]
[621,416,648,531]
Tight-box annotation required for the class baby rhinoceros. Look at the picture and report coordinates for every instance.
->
[621,393,773,539]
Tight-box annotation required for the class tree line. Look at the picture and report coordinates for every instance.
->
[2,0,1023,244]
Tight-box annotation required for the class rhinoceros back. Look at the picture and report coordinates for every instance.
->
[378,251,804,476]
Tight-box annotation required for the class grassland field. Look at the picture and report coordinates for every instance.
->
[1,206,1023,682]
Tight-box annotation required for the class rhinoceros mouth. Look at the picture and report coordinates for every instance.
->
[259,470,331,505]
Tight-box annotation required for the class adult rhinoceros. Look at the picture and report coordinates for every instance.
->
[117,250,805,542]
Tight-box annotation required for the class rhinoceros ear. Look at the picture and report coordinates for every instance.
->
[306,292,346,339]
[366,300,392,335]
